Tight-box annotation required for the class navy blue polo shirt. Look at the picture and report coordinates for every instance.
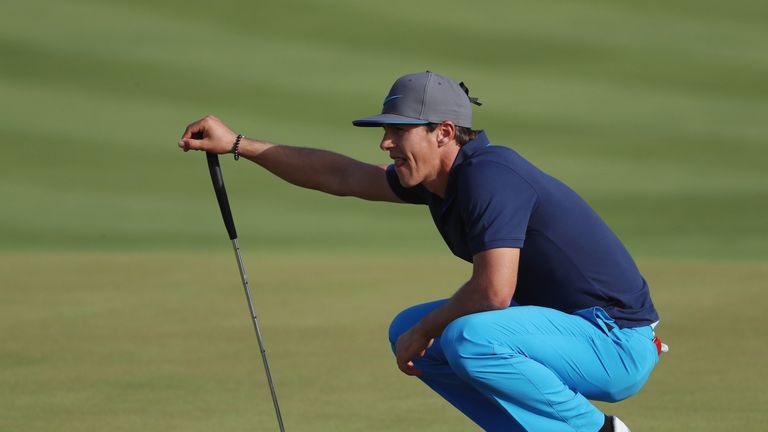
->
[386,132,658,328]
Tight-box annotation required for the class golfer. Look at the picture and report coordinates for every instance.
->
[179,71,662,432]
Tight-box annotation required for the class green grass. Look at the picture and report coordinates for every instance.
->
[2,254,766,431]
[1,0,767,430]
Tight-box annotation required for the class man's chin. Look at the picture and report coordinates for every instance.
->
[396,173,418,189]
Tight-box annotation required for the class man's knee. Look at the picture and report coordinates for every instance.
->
[388,304,428,351]
[388,300,449,352]
[388,309,410,351]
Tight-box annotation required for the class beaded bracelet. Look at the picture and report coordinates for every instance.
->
[233,134,244,161]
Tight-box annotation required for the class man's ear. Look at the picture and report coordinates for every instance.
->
[436,121,457,147]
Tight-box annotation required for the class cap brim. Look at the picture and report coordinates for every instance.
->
[352,113,430,127]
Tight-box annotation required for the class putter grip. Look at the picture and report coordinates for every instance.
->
[206,152,238,240]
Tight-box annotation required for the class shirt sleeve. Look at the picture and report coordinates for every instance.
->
[386,164,429,204]
[457,160,538,255]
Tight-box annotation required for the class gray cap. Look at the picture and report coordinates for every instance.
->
[353,71,479,128]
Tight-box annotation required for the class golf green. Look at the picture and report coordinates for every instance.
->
[2,254,767,431]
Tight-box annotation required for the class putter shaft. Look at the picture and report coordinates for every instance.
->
[232,238,286,432]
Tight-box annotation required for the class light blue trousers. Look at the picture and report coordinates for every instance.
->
[388,300,658,432]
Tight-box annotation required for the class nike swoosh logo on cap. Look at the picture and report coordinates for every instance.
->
[383,95,402,106]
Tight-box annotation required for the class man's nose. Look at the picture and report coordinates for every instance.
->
[380,138,394,151]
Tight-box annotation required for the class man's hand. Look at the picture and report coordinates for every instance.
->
[395,326,434,376]
[179,115,239,154]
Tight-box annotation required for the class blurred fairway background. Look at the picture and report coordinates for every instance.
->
[1,0,767,431]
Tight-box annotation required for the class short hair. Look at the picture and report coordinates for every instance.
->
[425,123,481,147]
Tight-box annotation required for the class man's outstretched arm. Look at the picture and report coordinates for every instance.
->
[394,247,520,376]
[179,115,401,202]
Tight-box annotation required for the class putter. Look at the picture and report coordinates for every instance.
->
[206,151,286,432]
